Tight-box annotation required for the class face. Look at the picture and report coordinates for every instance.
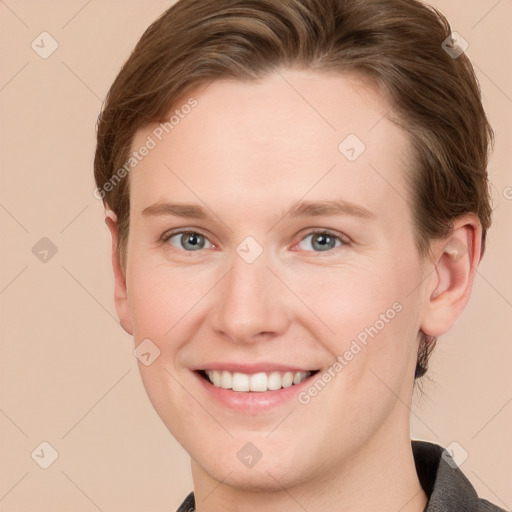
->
[116,69,430,491]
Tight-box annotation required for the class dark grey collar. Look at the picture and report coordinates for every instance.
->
[413,440,504,511]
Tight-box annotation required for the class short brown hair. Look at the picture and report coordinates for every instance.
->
[94,0,494,379]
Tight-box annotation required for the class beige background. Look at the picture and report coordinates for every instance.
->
[1,1,511,510]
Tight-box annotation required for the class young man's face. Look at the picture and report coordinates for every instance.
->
[114,69,431,491]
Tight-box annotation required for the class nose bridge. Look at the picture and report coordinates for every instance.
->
[211,245,289,343]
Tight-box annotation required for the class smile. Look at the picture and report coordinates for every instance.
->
[197,369,317,392]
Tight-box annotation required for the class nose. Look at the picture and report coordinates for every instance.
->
[208,250,291,345]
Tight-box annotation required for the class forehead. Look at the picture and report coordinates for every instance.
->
[128,69,412,224]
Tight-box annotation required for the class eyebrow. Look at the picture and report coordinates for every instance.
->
[141,199,375,220]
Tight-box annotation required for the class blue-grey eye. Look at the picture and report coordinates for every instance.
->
[298,232,342,252]
[167,232,212,251]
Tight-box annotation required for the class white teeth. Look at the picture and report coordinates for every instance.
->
[282,371,293,388]
[232,372,250,391]
[204,369,312,392]
[267,371,282,390]
[220,370,232,388]
[293,371,305,385]
[210,370,221,387]
[249,372,267,392]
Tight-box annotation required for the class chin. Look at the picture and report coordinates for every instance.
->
[213,464,305,493]
[192,444,310,492]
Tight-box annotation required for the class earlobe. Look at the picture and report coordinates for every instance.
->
[104,209,133,336]
[420,216,482,337]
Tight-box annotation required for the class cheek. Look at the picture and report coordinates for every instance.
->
[292,261,406,341]
[126,259,209,342]
[125,261,202,433]
[296,258,421,387]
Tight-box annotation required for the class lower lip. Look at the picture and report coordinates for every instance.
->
[192,371,317,413]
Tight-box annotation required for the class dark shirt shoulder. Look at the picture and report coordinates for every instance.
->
[412,440,506,511]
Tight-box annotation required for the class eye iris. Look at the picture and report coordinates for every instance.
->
[173,233,339,251]
[312,233,336,251]
[181,233,205,250]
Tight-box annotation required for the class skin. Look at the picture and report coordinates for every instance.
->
[105,68,481,512]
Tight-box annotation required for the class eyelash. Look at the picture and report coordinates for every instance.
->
[159,228,349,255]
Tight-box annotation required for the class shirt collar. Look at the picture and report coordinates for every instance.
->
[412,440,481,511]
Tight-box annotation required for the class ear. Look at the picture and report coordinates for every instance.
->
[104,209,133,335]
[420,214,482,337]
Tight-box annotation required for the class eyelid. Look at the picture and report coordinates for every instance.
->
[159,228,216,247]
[159,227,350,253]
[292,228,349,253]
[300,228,350,243]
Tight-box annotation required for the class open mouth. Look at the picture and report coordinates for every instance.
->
[196,369,320,392]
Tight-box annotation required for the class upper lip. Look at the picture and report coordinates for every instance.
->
[191,363,318,373]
